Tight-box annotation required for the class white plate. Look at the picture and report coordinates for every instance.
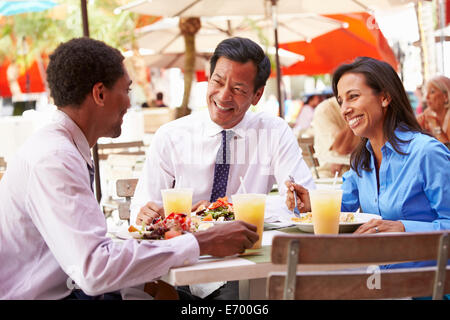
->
[291,212,381,233]
[114,226,156,241]
[212,220,234,224]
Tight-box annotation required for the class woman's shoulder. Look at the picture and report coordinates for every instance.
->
[405,131,449,156]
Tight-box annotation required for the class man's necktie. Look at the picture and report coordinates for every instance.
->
[87,163,95,193]
[210,130,234,202]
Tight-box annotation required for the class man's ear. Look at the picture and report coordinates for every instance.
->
[92,82,105,106]
[251,86,265,106]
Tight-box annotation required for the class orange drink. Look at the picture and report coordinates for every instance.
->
[309,188,343,235]
[232,193,266,249]
[161,188,193,215]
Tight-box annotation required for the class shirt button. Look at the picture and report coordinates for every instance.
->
[374,198,377,202]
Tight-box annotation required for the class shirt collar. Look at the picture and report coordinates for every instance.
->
[53,109,93,168]
[204,109,249,139]
[365,126,415,155]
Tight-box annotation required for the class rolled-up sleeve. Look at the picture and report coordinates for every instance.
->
[401,142,450,232]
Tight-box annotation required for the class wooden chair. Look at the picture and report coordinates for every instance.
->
[97,141,146,161]
[115,178,138,222]
[298,137,320,178]
[267,232,450,300]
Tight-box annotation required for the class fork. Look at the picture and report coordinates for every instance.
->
[288,175,301,218]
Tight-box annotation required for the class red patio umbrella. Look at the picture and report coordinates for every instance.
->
[0,60,46,97]
[279,12,398,75]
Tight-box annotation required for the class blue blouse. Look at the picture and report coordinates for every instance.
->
[341,129,450,232]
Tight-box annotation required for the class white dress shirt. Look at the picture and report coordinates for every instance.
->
[0,110,199,299]
[131,109,315,223]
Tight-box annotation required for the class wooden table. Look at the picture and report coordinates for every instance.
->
[160,227,373,299]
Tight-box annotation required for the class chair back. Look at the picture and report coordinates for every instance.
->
[97,141,146,160]
[116,178,138,222]
[268,232,450,300]
[298,137,319,178]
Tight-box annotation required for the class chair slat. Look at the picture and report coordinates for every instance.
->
[268,267,450,300]
[271,233,445,265]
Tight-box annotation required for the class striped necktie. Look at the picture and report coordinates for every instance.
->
[210,130,234,202]
[87,163,95,193]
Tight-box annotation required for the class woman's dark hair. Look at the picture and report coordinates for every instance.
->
[331,56,426,176]
[209,37,271,92]
[46,37,125,108]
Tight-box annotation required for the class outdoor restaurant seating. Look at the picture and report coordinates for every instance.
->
[267,232,450,300]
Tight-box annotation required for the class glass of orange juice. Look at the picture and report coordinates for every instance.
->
[232,193,266,249]
[161,188,193,215]
[309,188,343,235]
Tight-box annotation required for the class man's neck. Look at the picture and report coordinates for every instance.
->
[58,106,97,148]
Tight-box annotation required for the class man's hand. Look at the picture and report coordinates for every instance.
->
[136,202,165,225]
[192,200,210,212]
[285,181,311,213]
[193,220,259,257]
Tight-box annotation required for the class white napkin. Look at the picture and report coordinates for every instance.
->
[189,281,226,299]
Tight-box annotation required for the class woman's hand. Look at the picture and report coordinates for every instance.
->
[285,181,311,213]
[354,219,405,234]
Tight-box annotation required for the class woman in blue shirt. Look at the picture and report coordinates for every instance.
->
[286,57,450,234]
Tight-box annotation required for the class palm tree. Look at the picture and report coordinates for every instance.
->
[177,17,201,119]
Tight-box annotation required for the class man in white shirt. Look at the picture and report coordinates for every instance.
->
[0,37,258,300]
[131,37,315,299]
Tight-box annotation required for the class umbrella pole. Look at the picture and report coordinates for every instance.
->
[271,0,283,118]
[81,0,102,204]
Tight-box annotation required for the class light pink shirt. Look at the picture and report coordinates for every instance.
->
[0,110,199,299]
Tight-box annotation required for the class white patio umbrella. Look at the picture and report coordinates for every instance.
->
[132,15,322,70]
[117,0,416,117]
[135,14,345,53]
[129,47,304,71]
[130,14,345,116]
[115,0,416,17]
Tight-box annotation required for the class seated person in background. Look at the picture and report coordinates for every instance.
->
[286,56,450,240]
[417,75,450,146]
[292,94,322,136]
[312,97,359,178]
[131,37,315,299]
[0,37,259,300]
[155,92,168,108]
